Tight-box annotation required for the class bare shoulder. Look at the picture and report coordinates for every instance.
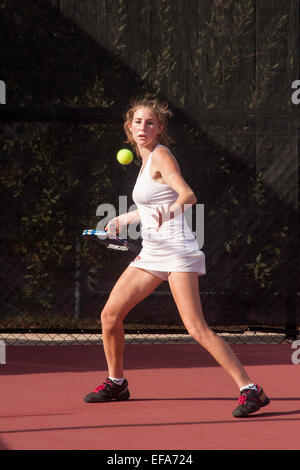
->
[152,146,180,171]
[152,145,176,162]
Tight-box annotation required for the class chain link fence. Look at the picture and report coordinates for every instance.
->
[0,242,298,345]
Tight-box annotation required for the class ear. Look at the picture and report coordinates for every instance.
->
[126,121,133,133]
[158,123,164,134]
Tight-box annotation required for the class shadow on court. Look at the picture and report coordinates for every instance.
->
[1,408,300,438]
[0,343,295,376]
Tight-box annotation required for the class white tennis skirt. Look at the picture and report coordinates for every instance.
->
[129,237,206,282]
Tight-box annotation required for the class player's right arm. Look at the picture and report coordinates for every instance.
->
[105,209,140,235]
[125,209,141,225]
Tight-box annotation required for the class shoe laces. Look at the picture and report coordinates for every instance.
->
[93,379,112,393]
[238,393,248,405]
[238,386,261,405]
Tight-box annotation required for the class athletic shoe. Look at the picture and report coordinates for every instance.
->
[84,378,130,403]
[232,385,270,417]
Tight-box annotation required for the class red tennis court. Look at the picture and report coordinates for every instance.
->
[0,342,299,451]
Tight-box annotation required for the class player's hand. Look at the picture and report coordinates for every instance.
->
[104,218,120,237]
[152,204,174,232]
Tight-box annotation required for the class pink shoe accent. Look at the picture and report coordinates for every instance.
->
[93,380,109,393]
[238,394,247,405]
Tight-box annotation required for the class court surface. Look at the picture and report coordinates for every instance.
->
[0,343,299,450]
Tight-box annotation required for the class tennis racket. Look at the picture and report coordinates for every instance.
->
[82,229,138,253]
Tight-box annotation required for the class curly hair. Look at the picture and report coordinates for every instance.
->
[123,98,174,157]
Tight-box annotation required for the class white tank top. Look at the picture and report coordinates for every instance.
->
[132,145,198,249]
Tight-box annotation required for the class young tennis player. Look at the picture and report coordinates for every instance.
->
[84,98,270,417]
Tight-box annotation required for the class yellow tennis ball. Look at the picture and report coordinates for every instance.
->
[117,149,133,165]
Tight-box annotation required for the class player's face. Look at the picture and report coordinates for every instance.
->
[129,107,163,149]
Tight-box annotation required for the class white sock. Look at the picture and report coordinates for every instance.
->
[109,377,125,386]
[240,383,257,392]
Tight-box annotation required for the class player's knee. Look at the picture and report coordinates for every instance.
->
[100,307,123,331]
[188,324,215,345]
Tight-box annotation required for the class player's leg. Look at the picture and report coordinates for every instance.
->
[84,266,162,403]
[101,266,163,378]
[168,272,270,416]
[168,272,251,388]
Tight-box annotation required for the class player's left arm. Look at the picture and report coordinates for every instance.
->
[152,147,197,218]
